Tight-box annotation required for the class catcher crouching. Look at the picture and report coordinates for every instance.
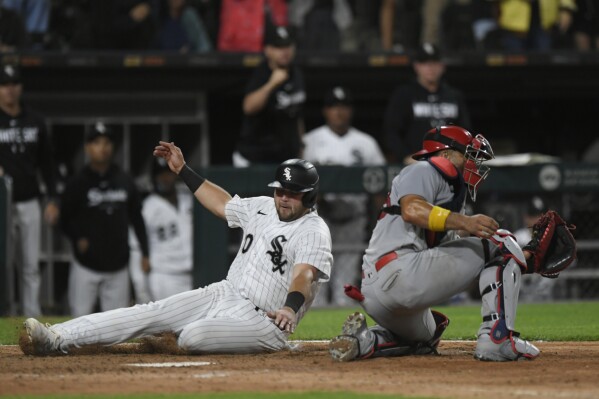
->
[329,126,577,362]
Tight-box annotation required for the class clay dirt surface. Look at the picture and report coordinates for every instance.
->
[1,341,599,399]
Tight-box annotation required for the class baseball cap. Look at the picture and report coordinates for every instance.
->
[151,157,172,178]
[526,196,548,216]
[264,25,295,47]
[413,43,442,63]
[86,122,114,143]
[0,64,21,85]
[323,86,353,107]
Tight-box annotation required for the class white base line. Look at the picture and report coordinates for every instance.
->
[127,361,212,367]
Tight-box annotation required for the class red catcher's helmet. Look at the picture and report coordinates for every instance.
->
[412,126,494,201]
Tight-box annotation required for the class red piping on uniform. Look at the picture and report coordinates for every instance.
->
[375,252,398,271]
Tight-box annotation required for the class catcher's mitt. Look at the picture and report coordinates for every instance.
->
[522,210,576,278]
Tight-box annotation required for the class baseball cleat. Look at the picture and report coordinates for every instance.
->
[329,335,359,362]
[474,332,539,362]
[329,312,369,362]
[23,318,66,356]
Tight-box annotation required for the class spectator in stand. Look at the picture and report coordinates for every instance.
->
[497,0,576,51]
[383,43,471,165]
[571,0,599,51]
[156,0,212,53]
[303,86,386,306]
[233,25,306,166]
[421,0,449,46]
[2,0,49,50]
[0,4,27,52]
[0,64,59,317]
[288,0,352,52]
[59,123,150,317]
[69,0,158,50]
[341,0,394,52]
[113,0,157,49]
[217,0,287,52]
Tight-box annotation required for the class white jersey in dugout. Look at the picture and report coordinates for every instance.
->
[225,195,332,322]
[142,191,193,274]
[303,125,386,166]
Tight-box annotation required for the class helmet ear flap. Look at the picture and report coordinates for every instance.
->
[302,187,318,209]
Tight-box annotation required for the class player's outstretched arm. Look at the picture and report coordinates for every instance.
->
[400,194,499,238]
[267,263,318,334]
[154,141,232,220]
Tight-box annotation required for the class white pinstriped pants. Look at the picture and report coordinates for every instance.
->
[53,279,289,354]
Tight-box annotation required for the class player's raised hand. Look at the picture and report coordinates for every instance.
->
[267,307,297,333]
[269,67,289,87]
[154,141,185,174]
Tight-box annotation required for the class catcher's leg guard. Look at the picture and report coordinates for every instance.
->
[475,251,540,362]
[329,311,450,362]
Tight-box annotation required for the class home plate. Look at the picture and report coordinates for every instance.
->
[127,361,212,368]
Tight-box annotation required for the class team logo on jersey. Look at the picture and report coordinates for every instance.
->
[267,235,288,274]
[283,167,292,181]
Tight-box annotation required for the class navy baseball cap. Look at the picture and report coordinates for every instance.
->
[526,196,548,216]
[86,122,114,143]
[264,25,295,47]
[413,43,442,62]
[323,86,353,107]
[0,64,21,85]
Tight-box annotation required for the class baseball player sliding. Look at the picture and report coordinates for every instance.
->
[21,141,332,356]
[330,125,576,362]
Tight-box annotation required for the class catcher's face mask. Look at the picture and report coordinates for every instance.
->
[463,134,494,202]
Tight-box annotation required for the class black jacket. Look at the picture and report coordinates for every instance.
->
[0,104,57,202]
[59,164,149,271]
[237,61,306,163]
[383,79,471,161]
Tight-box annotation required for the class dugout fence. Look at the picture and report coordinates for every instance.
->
[1,163,599,315]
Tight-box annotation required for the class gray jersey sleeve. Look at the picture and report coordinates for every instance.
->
[395,161,452,205]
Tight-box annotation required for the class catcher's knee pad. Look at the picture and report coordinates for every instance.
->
[479,257,521,339]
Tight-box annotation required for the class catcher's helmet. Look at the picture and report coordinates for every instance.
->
[412,125,494,201]
[268,159,319,208]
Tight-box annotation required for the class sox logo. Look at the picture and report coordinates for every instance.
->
[268,235,288,274]
[284,167,292,181]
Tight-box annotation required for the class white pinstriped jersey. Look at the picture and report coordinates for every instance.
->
[225,195,332,322]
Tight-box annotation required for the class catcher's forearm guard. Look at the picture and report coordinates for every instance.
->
[523,210,577,278]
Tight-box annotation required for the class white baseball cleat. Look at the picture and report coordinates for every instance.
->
[23,318,66,356]
[474,332,540,362]
[329,312,369,362]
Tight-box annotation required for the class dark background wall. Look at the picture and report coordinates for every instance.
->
[14,51,599,164]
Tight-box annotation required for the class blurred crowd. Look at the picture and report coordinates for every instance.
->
[1,0,599,54]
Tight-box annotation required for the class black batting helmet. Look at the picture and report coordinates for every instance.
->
[268,159,319,208]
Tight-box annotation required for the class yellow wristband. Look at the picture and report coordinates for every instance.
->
[428,206,451,232]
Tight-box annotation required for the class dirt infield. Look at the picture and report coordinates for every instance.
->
[2,341,599,399]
